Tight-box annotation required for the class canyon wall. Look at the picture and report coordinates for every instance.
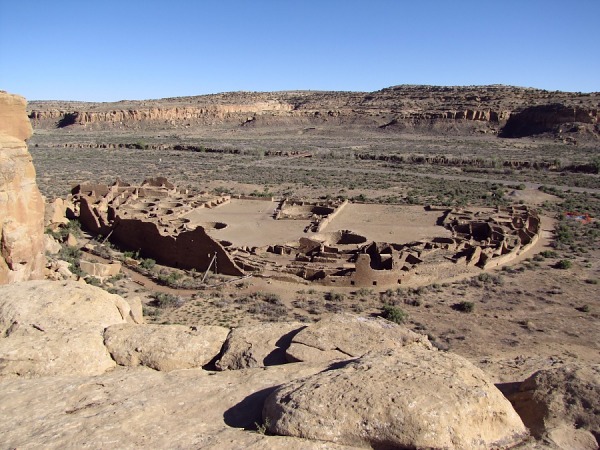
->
[0,91,45,284]
[28,85,600,138]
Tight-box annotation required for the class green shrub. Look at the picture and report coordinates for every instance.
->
[139,258,156,270]
[381,304,407,324]
[58,246,83,276]
[555,259,572,269]
[85,277,102,287]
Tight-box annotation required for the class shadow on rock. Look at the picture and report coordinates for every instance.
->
[223,386,278,429]
[262,326,305,366]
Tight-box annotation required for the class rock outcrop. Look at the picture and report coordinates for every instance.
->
[264,346,528,449]
[216,322,305,370]
[507,364,600,448]
[0,91,45,284]
[104,323,229,371]
[0,280,129,377]
[0,280,592,449]
[285,312,432,363]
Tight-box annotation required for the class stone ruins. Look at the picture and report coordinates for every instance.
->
[74,178,541,287]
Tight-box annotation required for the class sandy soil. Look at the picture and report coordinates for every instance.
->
[323,203,452,243]
[183,199,306,247]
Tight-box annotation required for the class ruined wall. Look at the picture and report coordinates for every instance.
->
[0,92,45,284]
[318,254,409,288]
[111,218,244,276]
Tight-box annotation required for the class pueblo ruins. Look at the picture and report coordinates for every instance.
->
[74,177,542,287]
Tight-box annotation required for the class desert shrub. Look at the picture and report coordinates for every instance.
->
[555,259,572,269]
[85,277,102,287]
[555,223,574,244]
[262,292,282,304]
[107,273,125,283]
[123,250,140,260]
[381,304,407,324]
[325,291,345,302]
[58,245,84,276]
[139,258,156,270]
[157,270,183,287]
[151,292,184,308]
[539,250,558,258]
[453,301,474,313]
[355,287,373,298]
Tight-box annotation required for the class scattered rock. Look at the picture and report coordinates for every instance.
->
[65,232,78,247]
[104,323,229,371]
[43,234,62,255]
[216,322,305,370]
[264,346,528,449]
[44,197,69,228]
[124,295,144,324]
[285,312,431,363]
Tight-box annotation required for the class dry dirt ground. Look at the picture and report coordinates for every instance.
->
[33,125,600,385]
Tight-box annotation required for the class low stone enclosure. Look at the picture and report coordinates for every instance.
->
[73,178,541,287]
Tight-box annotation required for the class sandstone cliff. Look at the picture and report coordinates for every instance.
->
[28,85,600,138]
[0,91,45,284]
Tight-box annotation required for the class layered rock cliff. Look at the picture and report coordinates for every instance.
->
[28,85,600,138]
[0,91,45,284]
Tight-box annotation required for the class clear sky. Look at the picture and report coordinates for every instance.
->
[1,0,598,101]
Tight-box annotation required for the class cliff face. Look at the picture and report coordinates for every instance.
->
[28,85,600,138]
[0,91,45,284]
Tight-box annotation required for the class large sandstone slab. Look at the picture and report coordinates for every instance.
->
[0,364,355,449]
[285,312,431,363]
[0,280,130,334]
[0,329,115,377]
[216,322,305,370]
[0,280,129,377]
[104,323,229,371]
[264,346,528,449]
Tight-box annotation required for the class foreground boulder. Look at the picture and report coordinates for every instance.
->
[507,364,600,448]
[216,322,305,370]
[264,346,528,449]
[0,91,45,285]
[0,280,130,377]
[285,312,431,363]
[104,323,229,371]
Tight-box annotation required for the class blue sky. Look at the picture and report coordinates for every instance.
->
[1,0,598,101]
